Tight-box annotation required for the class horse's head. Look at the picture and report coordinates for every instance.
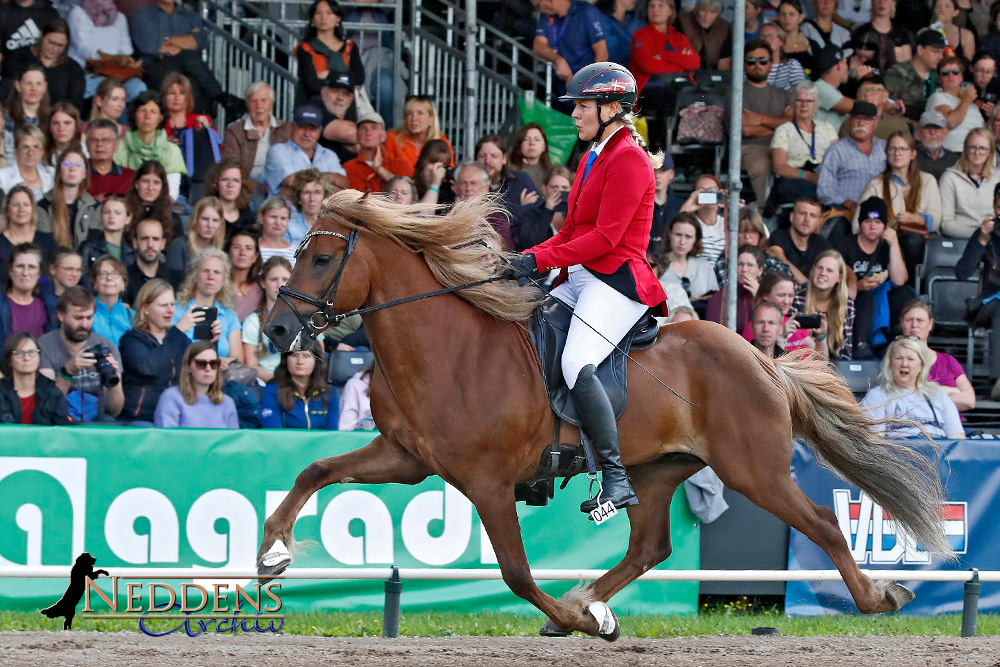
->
[264,192,373,351]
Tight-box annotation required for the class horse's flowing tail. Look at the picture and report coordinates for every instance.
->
[771,350,954,559]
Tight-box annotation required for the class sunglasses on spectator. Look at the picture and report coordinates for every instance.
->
[406,94,435,103]
[940,68,962,76]
[746,57,769,65]
[192,358,221,370]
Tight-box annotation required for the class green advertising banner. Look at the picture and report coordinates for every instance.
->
[0,427,699,614]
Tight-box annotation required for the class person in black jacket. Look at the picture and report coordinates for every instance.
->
[0,331,68,425]
[117,278,190,424]
[956,181,1000,392]
[514,165,572,251]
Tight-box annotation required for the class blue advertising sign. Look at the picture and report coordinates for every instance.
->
[787,440,1000,615]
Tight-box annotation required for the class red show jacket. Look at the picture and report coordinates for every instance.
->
[628,24,701,95]
[527,129,667,308]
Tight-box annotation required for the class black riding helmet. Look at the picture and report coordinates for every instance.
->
[559,62,638,142]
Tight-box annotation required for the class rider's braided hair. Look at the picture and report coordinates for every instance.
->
[621,112,664,169]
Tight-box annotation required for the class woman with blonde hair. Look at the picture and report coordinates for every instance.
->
[160,72,212,140]
[154,340,238,428]
[940,128,1000,237]
[0,185,56,270]
[790,249,855,360]
[383,96,453,178]
[165,196,225,273]
[84,78,128,137]
[257,196,296,265]
[173,247,244,367]
[0,127,55,201]
[860,337,965,439]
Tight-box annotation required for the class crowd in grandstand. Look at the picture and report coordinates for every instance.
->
[0,0,995,435]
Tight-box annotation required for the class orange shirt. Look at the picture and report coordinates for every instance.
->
[344,156,383,192]
[383,130,454,178]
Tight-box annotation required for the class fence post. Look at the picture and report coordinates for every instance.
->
[961,568,980,638]
[382,566,402,638]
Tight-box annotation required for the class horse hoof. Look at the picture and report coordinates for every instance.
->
[588,601,621,642]
[539,619,572,637]
[257,539,292,584]
[884,582,916,611]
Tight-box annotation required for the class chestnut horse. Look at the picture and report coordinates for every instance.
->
[257,191,951,639]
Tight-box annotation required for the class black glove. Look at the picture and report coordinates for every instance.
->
[500,253,539,280]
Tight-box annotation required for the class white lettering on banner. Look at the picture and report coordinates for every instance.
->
[402,484,472,566]
[320,489,394,565]
[104,489,180,564]
[0,457,86,567]
[186,489,259,565]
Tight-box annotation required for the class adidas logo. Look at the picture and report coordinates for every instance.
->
[5,20,41,52]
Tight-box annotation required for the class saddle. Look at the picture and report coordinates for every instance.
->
[514,299,660,506]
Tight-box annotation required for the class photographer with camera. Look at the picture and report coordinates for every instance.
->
[515,166,572,251]
[37,286,124,422]
[957,181,1000,395]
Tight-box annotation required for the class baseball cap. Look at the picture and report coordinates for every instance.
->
[813,45,851,77]
[293,105,323,128]
[858,197,888,224]
[919,109,948,128]
[356,110,385,127]
[323,72,354,90]
[657,153,675,171]
[916,29,947,49]
[850,101,879,118]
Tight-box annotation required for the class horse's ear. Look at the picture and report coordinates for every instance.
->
[360,190,371,201]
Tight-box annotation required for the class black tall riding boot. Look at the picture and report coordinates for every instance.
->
[572,364,638,514]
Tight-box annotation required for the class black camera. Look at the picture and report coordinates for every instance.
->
[443,166,455,183]
[85,344,119,387]
[993,216,1000,236]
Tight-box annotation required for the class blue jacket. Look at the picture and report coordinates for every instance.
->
[0,291,57,344]
[260,382,338,430]
[93,298,134,346]
[119,326,190,423]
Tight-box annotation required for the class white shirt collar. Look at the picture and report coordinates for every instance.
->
[591,125,625,156]
[243,114,279,132]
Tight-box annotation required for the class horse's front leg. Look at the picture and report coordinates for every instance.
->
[257,436,429,578]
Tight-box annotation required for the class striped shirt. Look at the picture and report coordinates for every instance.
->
[260,244,297,267]
[816,137,887,208]
[696,214,727,266]
[767,60,806,91]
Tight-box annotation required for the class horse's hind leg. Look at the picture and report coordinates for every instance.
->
[257,436,429,578]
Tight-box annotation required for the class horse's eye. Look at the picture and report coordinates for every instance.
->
[314,254,332,266]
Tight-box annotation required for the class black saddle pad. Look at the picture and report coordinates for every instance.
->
[528,298,659,426]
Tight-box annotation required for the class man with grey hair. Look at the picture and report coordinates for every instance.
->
[223,81,291,182]
[453,162,514,250]
[677,0,733,71]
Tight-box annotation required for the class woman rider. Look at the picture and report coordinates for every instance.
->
[502,63,667,514]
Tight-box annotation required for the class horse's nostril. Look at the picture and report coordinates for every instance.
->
[270,324,287,340]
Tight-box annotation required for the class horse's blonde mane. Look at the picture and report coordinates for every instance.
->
[320,190,542,321]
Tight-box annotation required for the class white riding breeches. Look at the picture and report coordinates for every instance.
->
[551,265,649,389]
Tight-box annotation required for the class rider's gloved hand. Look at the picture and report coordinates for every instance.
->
[500,253,539,280]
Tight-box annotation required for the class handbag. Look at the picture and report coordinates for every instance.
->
[222,360,259,387]
[677,102,724,144]
[897,220,930,239]
[85,51,143,82]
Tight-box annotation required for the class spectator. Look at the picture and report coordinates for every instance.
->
[768,196,832,284]
[516,165,572,251]
[78,194,133,272]
[128,0,227,115]
[860,337,964,438]
[338,367,373,431]
[768,81,838,210]
[114,92,186,199]
[743,270,801,343]
[294,0,364,108]
[124,159,183,241]
[838,76,909,140]
[453,162,514,251]
[801,0,851,50]
[677,174,727,264]
[384,176,416,205]
[222,82,290,183]
[596,0,643,66]
[935,0,975,61]
[204,159,256,236]
[85,118,134,200]
[313,73,359,166]
[735,207,792,276]
[899,299,976,412]
[774,0,812,70]
[706,245,765,329]
[971,52,1000,122]
[677,0,733,71]
[666,305,698,323]
[84,79,128,138]
[749,301,786,357]
[343,111,394,193]
[628,0,700,96]
[160,72,211,139]
[533,0,609,95]
[90,255,131,344]
[744,0,764,42]
[915,109,959,180]
[228,230,262,322]
[165,197,224,274]
[760,22,806,91]
[2,65,50,163]
[153,340,238,428]
[650,155,678,246]
[243,256,292,384]
[286,169,334,247]
[885,29,946,125]
[118,278,189,423]
[508,122,553,191]
[0,243,55,342]
[475,134,539,222]
[791,249,855,360]
[928,56,983,153]
[257,195,296,265]
[261,349,337,429]
[658,212,719,310]
[35,147,98,248]
[0,331,68,424]
[3,18,84,110]
[45,246,83,298]
[172,247,243,366]
[38,285,123,421]
[854,0,915,73]
[262,104,347,198]
[412,139,454,206]
[67,0,146,103]
[741,38,792,205]
[817,102,886,214]
[982,3,1000,63]
[43,100,81,167]
[957,182,1000,392]
[940,128,1000,237]
[0,0,58,67]
[0,127,54,201]
[0,186,56,278]
[383,97,453,179]
[124,218,182,305]
[813,46,855,130]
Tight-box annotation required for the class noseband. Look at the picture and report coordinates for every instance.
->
[277,227,360,338]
